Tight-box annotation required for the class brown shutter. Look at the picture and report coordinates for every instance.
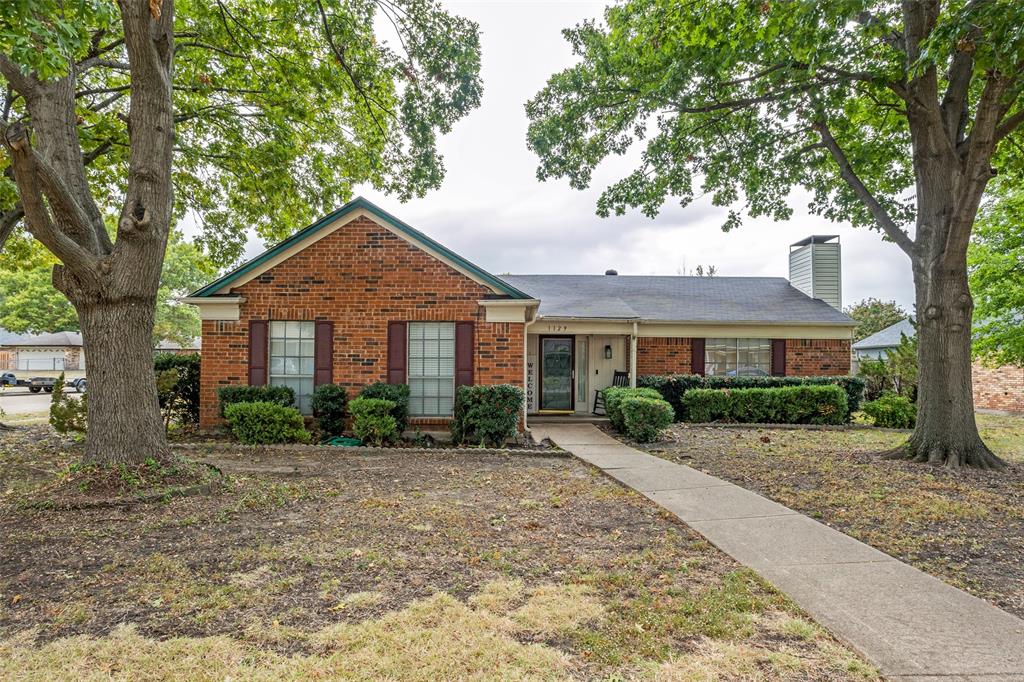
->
[314,321,334,386]
[455,321,474,388]
[387,321,407,384]
[690,338,705,375]
[248,320,268,385]
[771,339,787,376]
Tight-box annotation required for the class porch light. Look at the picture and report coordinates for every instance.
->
[604,344,613,359]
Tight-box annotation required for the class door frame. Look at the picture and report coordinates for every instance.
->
[538,334,575,412]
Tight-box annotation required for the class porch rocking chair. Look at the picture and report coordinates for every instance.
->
[592,370,630,415]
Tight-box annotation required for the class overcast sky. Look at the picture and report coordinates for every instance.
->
[249,0,918,310]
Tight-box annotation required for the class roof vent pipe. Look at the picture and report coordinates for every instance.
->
[605,269,618,276]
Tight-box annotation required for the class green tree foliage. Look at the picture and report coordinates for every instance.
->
[845,298,908,342]
[0,232,214,341]
[969,179,1024,366]
[527,1,1024,468]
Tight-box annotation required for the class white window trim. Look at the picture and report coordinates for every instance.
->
[705,338,772,377]
[407,321,456,418]
[268,320,315,413]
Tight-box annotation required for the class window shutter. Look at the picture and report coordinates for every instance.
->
[771,339,787,376]
[455,321,474,388]
[387,321,407,384]
[248,320,268,386]
[690,338,705,375]
[314,321,334,386]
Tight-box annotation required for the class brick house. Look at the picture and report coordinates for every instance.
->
[185,198,856,430]
[854,319,1024,414]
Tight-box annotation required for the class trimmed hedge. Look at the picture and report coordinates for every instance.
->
[638,374,864,422]
[223,401,310,444]
[349,397,399,446]
[217,385,295,416]
[154,353,200,424]
[311,384,348,436]
[359,382,410,433]
[862,392,916,428]
[620,396,674,442]
[451,384,523,447]
[680,385,848,425]
[603,386,667,431]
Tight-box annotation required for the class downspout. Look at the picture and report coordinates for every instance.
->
[630,321,638,388]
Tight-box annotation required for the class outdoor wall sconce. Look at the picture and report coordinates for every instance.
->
[604,344,613,359]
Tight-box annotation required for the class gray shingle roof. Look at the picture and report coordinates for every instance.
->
[500,275,855,325]
[852,318,915,350]
[2,331,83,347]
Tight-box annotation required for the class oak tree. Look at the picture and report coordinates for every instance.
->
[1,0,482,463]
[527,0,1024,468]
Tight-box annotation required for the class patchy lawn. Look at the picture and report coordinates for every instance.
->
[632,413,1024,620]
[0,426,876,680]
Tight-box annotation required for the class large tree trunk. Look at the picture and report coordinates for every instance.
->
[75,298,170,463]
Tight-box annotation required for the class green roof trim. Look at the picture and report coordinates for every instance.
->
[188,197,532,300]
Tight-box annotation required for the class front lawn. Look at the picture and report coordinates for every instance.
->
[0,425,876,680]
[634,413,1024,619]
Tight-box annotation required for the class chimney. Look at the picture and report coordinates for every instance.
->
[789,235,841,309]
[604,269,618,275]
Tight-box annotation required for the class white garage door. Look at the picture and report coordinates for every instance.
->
[16,351,65,371]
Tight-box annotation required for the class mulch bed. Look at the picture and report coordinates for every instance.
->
[625,422,1024,619]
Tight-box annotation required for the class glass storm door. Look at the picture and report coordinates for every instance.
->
[540,336,574,411]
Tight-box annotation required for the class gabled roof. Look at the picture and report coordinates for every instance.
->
[852,318,915,350]
[3,331,83,347]
[500,275,856,325]
[189,196,532,300]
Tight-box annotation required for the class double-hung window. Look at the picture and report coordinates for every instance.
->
[407,322,455,417]
[269,321,315,413]
[705,338,771,377]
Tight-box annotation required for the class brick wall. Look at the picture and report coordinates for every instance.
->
[973,362,1024,414]
[637,337,692,375]
[199,215,524,428]
[635,337,851,377]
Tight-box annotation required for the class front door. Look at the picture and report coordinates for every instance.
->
[540,336,574,411]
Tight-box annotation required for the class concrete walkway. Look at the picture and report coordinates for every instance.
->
[532,423,1024,681]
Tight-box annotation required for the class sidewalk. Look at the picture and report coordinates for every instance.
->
[532,423,1024,681]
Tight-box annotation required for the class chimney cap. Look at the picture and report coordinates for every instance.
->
[790,235,840,248]
[604,269,618,276]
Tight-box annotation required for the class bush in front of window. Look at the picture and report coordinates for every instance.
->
[680,385,848,425]
[450,384,524,447]
[358,382,410,432]
[619,396,674,443]
[638,375,865,422]
[217,385,295,416]
[348,397,399,446]
[603,386,667,431]
[311,384,348,436]
[223,401,311,445]
[861,392,916,429]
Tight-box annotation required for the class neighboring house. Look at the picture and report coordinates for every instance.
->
[854,318,1024,414]
[155,338,202,355]
[0,331,86,371]
[184,198,856,430]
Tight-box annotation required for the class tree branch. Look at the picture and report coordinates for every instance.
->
[0,54,37,99]
[0,205,24,252]
[813,118,916,256]
[994,107,1024,143]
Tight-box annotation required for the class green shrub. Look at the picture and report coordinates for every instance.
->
[153,353,200,424]
[603,386,666,431]
[451,384,523,447]
[217,385,295,416]
[620,396,674,442]
[49,373,87,433]
[223,401,310,444]
[639,374,864,422]
[358,382,410,432]
[311,384,348,436]
[349,397,398,446]
[862,392,916,429]
[680,385,848,425]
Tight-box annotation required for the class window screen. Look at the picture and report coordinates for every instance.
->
[269,321,315,413]
[705,338,771,377]
[408,322,455,417]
